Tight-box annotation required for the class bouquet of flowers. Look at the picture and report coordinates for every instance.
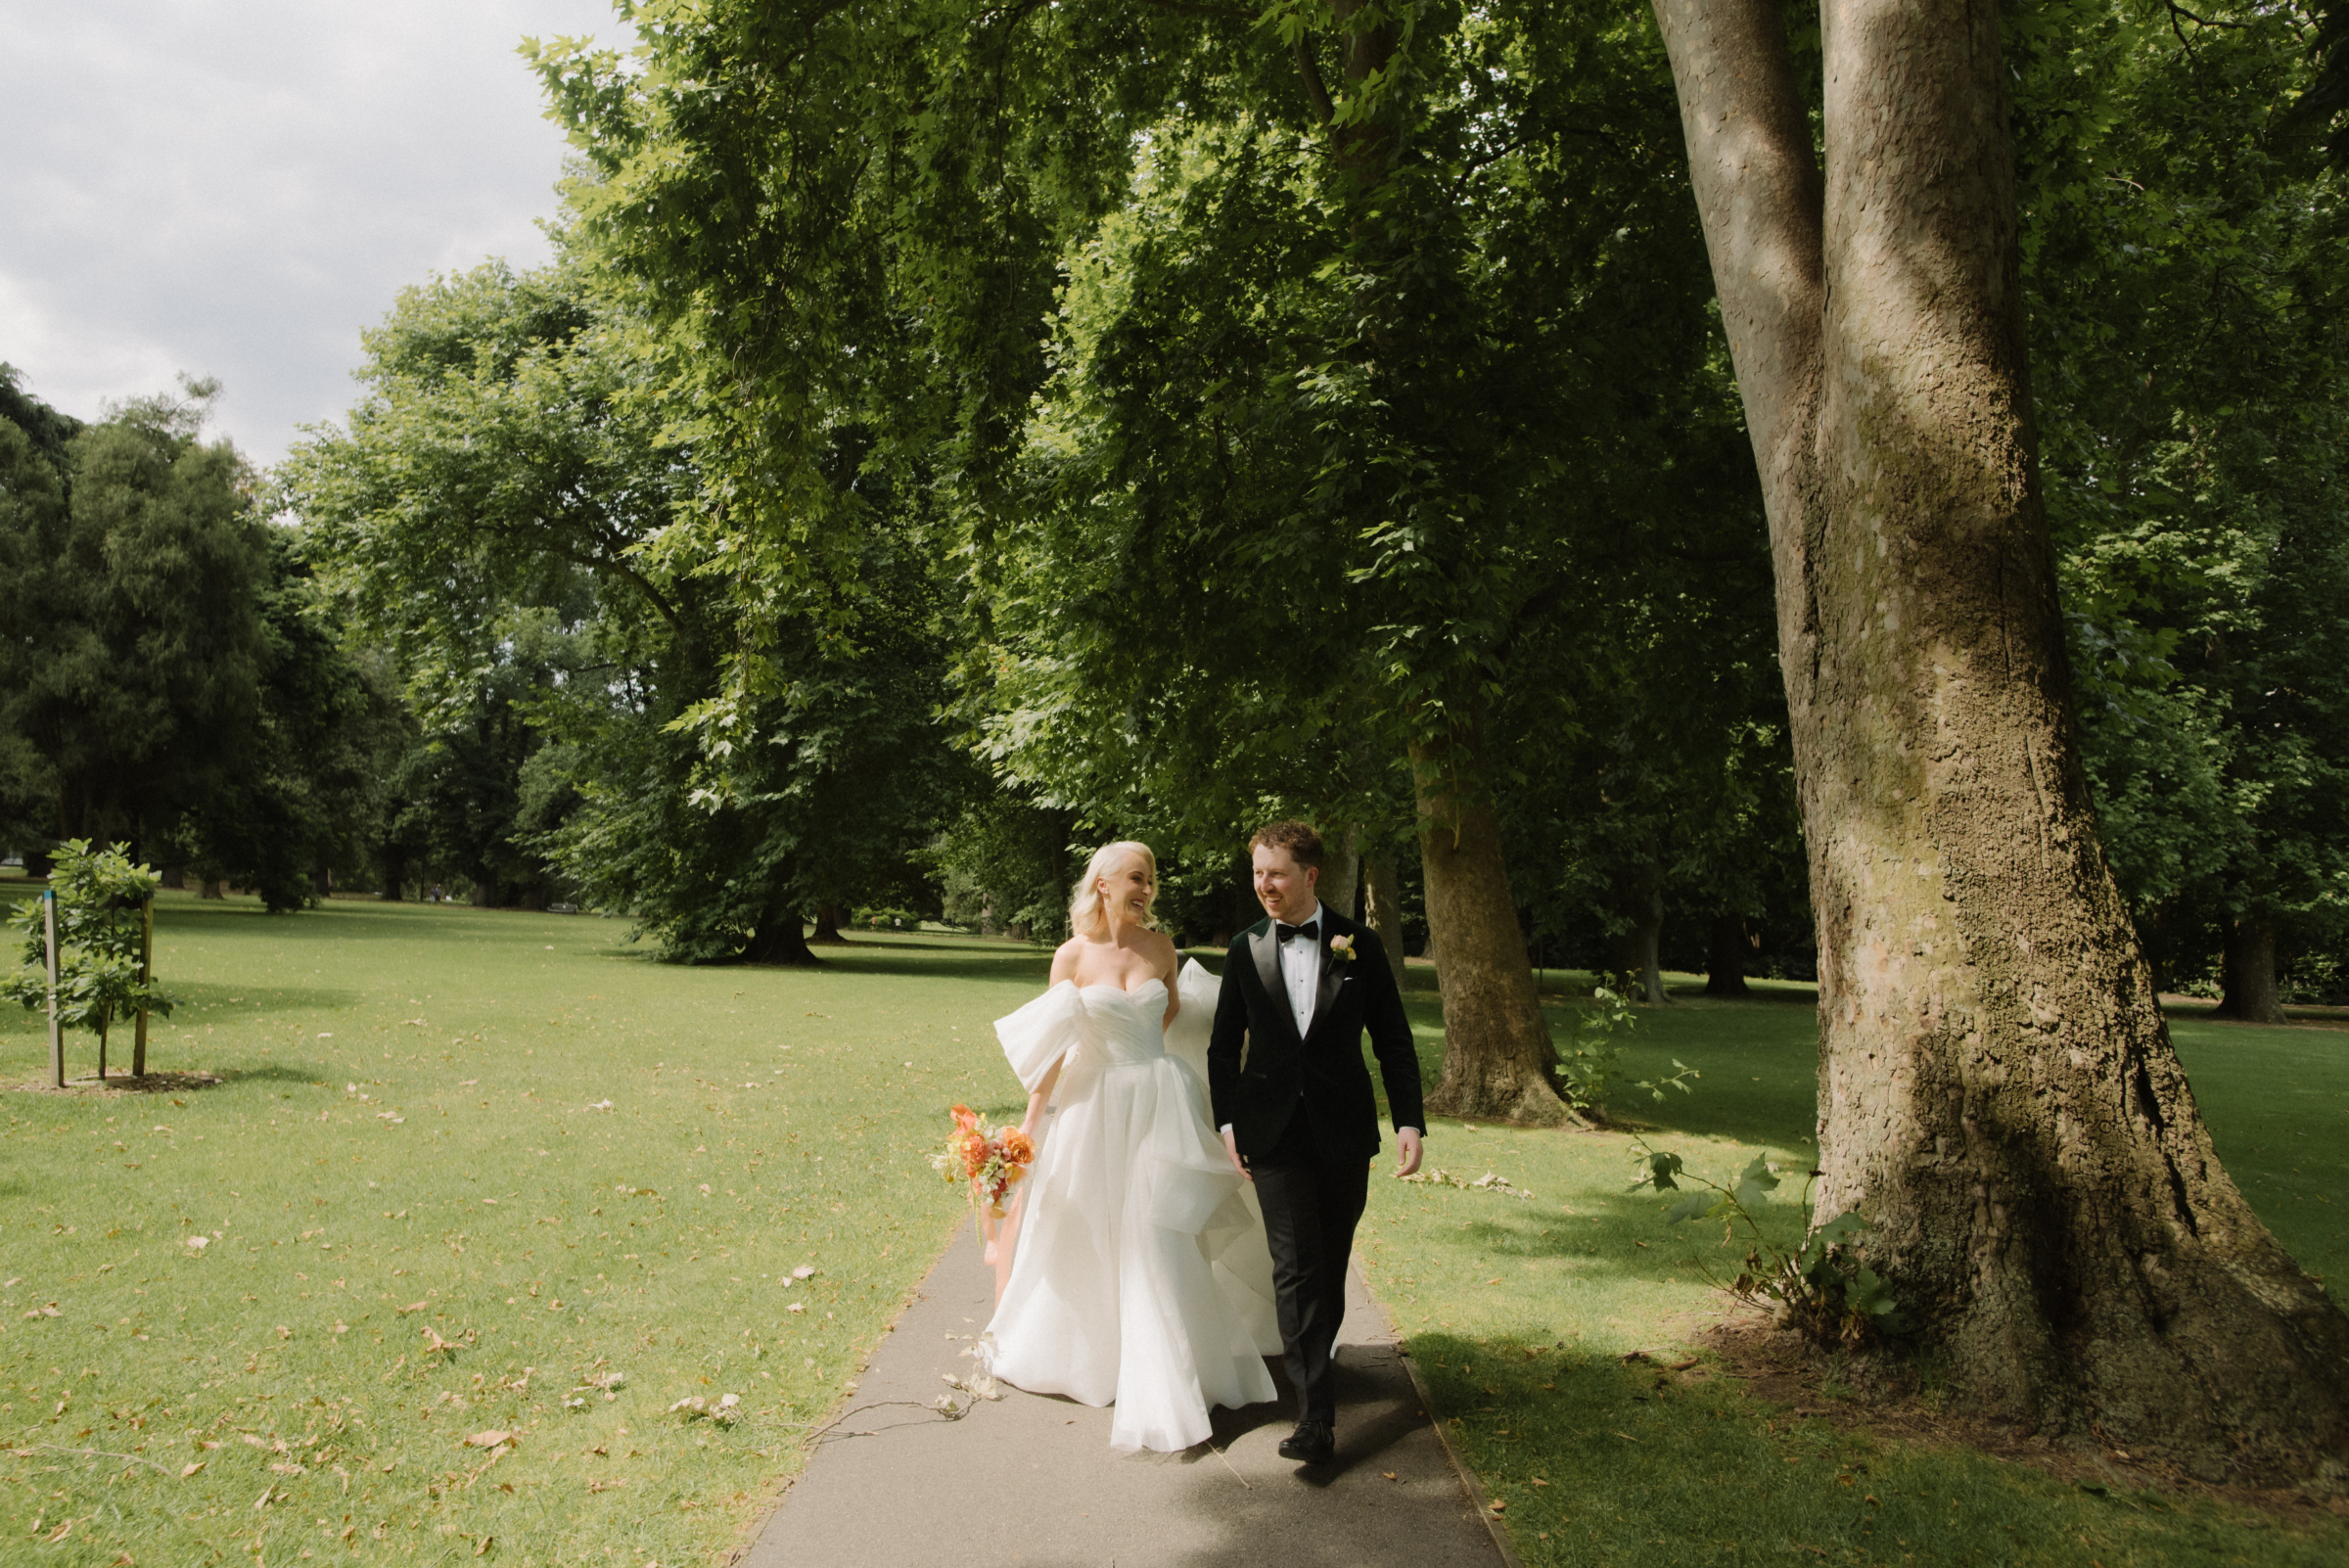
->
[932,1104,1036,1221]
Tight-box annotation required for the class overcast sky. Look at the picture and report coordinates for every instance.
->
[1,1,623,465]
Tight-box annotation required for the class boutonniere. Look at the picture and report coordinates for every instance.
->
[1327,934,1357,965]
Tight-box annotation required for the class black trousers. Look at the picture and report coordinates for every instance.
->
[1249,1114,1371,1425]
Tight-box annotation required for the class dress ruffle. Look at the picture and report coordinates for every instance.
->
[984,968,1279,1452]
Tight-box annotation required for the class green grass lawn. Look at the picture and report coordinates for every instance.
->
[1355,970,2349,1566]
[0,892,1045,1566]
[2,900,2341,1567]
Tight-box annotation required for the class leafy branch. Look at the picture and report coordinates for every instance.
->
[1551,983,1698,1120]
[1630,1138,1906,1349]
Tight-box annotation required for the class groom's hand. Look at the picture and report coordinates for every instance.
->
[1221,1127,1252,1183]
[1395,1127,1424,1178]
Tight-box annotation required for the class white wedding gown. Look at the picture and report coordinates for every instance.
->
[987,959,1282,1452]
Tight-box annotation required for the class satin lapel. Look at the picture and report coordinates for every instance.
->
[1248,923,1294,1045]
[1313,913,1347,1031]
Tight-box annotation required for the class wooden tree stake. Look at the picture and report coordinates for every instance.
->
[44,888,62,1088]
[133,897,153,1078]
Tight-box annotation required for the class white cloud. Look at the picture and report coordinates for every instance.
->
[0,0,622,463]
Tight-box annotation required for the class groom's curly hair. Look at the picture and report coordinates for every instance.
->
[1248,820,1324,869]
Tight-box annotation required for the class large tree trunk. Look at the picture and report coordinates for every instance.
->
[1361,846,1407,998]
[380,847,406,901]
[1653,0,2349,1481]
[742,904,819,966]
[1704,913,1751,997]
[1410,727,1570,1127]
[1318,822,1361,924]
[2214,916,2287,1025]
[199,879,223,900]
[1607,859,1671,1005]
[808,904,850,945]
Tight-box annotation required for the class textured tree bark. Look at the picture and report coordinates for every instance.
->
[808,904,850,945]
[1360,847,1407,998]
[1318,823,1362,924]
[1608,860,1672,1004]
[1410,726,1571,1127]
[742,903,819,966]
[1705,913,1752,996]
[2213,917,2286,1025]
[1653,0,2349,1481]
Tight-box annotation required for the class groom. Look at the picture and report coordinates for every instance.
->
[1209,820,1424,1466]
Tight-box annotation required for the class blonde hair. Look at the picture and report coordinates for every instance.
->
[1068,841,1159,938]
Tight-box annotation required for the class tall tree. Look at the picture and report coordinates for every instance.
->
[0,378,268,857]
[528,0,1734,1119]
[2020,0,2349,1024]
[1648,0,2347,1476]
[290,260,960,959]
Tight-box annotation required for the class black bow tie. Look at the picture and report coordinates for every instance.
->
[1276,920,1320,945]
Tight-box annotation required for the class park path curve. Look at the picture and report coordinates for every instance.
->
[740,1220,1512,1568]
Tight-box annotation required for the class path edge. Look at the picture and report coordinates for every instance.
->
[1353,1261,1530,1568]
[726,1212,979,1564]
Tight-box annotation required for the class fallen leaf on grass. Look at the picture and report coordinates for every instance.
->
[1532,1477,1549,1486]
[462,1431,512,1450]
[1614,1431,1639,1444]
[786,1303,805,1314]
[791,1265,815,1279]
[46,1518,72,1542]
[396,1302,428,1314]
[586,1478,625,1494]
[270,1462,304,1476]
[180,1461,205,1477]
[1489,1500,1506,1514]
[23,1303,59,1318]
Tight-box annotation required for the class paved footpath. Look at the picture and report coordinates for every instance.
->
[741,1220,1511,1568]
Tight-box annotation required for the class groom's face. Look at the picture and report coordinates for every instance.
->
[1252,844,1318,924]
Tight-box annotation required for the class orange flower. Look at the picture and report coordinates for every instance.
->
[950,1104,980,1133]
[998,1128,1035,1166]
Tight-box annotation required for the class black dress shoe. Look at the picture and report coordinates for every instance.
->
[1277,1419,1335,1464]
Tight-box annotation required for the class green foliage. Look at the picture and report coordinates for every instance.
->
[2013,0,2349,991]
[290,260,964,955]
[1635,1137,1904,1348]
[0,378,269,853]
[1551,984,1696,1119]
[0,840,174,1069]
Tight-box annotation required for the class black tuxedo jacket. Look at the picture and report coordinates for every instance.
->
[1207,908,1425,1164]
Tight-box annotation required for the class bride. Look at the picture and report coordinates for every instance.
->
[985,841,1281,1452]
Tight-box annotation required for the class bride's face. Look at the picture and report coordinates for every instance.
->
[1098,856,1154,931]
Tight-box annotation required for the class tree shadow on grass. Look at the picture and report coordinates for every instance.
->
[1399,1323,2349,1565]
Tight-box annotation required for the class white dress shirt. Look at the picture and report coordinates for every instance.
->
[1276,900,1328,1038]
[1219,901,1420,1143]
